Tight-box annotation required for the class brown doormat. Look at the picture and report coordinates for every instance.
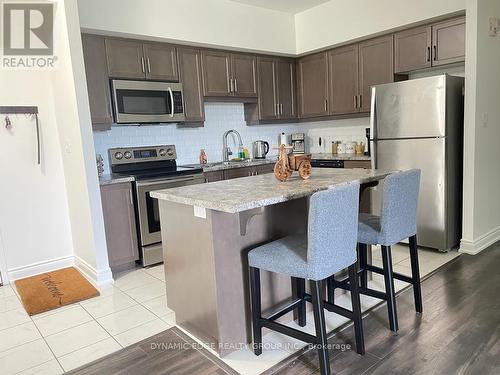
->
[15,267,100,316]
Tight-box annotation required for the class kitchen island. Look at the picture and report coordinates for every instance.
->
[151,168,391,356]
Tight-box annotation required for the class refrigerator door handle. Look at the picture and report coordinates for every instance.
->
[369,86,377,143]
[370,140,377,170]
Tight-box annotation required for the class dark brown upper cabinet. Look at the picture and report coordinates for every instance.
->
[276,59,296,120]
[431,17,465,66]
[201,50,232,96]
[329,44,359,115]
[81,34,113,130]
[358,35,394,112]
[105,38,145,79]
[395,17,465,73]
[297,52,329,118]
[105,38,179,81]
[201,50,257,98]
[394,25,432,73]
[231,53,257,97]
[249,56,296,122]
[142,42,179,81]
[177,47,205,124]
[256,56,277,120]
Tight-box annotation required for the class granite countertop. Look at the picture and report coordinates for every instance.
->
[185,158,277,173]
[311,153,371,161]
[151,168,392,214]
[99,174,135,186]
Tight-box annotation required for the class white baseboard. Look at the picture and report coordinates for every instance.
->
[460,226,500,255]
[7,255,74,281]
[74,256,113,287]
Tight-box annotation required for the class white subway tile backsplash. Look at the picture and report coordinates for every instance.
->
[93,103,369,174]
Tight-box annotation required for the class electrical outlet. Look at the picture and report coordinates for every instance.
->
[489,17,499,37]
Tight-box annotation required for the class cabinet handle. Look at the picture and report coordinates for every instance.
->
[324,99,328,112]
[229,78,234,93]
[280,103,283,116]
[275,103,278,116]
[147,57,151,73]
[426,46,431,62]
[433,45,437,61]
[354,95,357,109]
[234,79,238,93]
[358,95,362,109]
[129,188,134,206]
[141,57,145,73]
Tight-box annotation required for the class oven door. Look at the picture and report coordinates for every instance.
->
[112,80,185,123]
[135,174,204,246]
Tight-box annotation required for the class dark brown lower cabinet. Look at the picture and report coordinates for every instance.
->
[223,166,254,180]
[177,47,205,125]
[204,170,224,182]
[100,183,139,272]
[204,164,274,183]
[254,163,274,175]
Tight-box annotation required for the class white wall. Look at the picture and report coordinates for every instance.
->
[295,0,466,54]
[0,70,74,281]
[0,0,111,285]
[52,0,112,285]
[94,103,370,174]
[77,0,296,55]
[460,0,500,254]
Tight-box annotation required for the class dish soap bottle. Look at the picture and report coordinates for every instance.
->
[199,149,207,164]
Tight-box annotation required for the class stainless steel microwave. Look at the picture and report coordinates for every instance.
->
[111,80,185,124]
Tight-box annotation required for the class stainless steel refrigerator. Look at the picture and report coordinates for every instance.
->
[370,74,464,251]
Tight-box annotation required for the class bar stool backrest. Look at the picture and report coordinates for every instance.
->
[307,182,360,280]
[380,169,421,245]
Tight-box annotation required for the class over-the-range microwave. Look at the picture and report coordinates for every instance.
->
[111,79,185,124]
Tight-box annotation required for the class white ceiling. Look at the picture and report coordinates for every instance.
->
[228,0,329,14]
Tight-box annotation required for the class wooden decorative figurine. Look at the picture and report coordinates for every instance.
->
[274,145,312,182]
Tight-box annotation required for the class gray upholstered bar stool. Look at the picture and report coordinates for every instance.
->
[248,183,365,375]
[333,169,422,333]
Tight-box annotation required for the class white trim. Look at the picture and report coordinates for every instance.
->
[74,255,114,287]
[0,229,7,285]
[459,226,500,255]
[7,255,74,281]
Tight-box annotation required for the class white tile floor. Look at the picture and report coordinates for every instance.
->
[0,246,459,375]
[0,264,173,375]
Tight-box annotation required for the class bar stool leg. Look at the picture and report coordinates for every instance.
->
[409,235,423,313]
[327,276,335,305]
[311,280,331,375]
[358,243,368,289]
[381,246,398,332]
[293,277,306,327]
[249,267,262,355]
[348,265,365,355]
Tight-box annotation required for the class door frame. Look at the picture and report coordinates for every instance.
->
[0,227,8,285]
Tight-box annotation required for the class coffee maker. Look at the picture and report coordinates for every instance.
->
[291,133,305,154]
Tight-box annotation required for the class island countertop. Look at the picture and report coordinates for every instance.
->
[151,168,392,214]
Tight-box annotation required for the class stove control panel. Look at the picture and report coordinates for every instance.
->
[109,145,177,165]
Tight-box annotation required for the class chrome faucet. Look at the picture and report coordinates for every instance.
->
[222,129,243,162]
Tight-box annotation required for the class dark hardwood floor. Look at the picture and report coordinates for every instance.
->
[269,242,500,375]
[67,327,238,375]
[69,243,500,375]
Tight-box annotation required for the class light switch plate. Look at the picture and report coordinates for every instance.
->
[193,206,206,219]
